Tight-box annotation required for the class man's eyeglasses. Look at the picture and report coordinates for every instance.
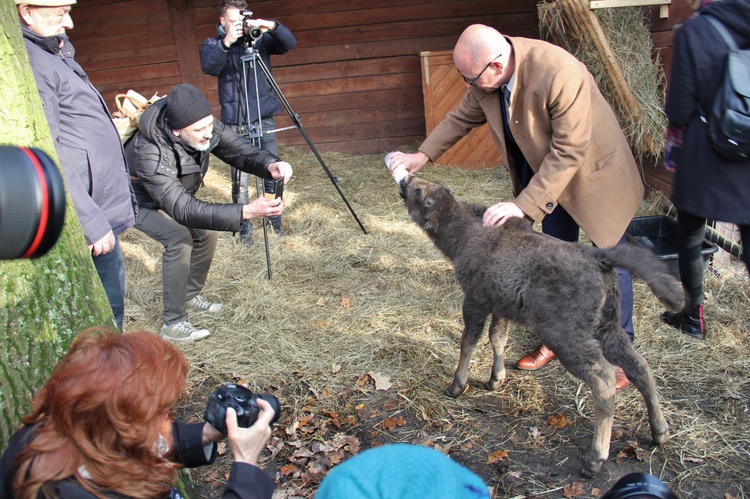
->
[458,54,502,87]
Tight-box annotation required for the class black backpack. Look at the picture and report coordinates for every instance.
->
[703,15,750,161]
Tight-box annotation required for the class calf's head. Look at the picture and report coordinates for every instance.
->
[399,176,456,235]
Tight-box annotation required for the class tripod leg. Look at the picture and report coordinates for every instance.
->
[254,55,368,235]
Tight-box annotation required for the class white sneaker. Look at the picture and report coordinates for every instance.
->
[187,295,224,313]
[161,322,210,343]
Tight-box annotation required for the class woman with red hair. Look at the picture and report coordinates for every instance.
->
[0,327,276,498]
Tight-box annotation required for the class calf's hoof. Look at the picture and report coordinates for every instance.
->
[581,455,605,478]
[444,382,467,398]
[652,427,670,446]
[484,378,504,391]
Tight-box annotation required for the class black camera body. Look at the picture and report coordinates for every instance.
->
[239,10,262,41]
[204,383,280,435]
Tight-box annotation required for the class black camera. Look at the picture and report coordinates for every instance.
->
[239,10,262,40]
[0,146,66,260]
[600,473,678,499]
[204,383,280,435]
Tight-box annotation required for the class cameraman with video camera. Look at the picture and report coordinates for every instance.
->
[0,327,277,498]
[200,0,296,246]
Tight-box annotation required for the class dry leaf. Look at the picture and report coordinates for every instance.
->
[341,296,351,308]
[563,480,585,498]
[591,487,603,497]
[548,412,574,429]
[382,416,406,430]
[368,371,392,390]
[313,319,326,328]
[487,449,508,464]
[382,398,399,411]
[280,464,300,476]
[356,374,370,387]
[332,363,342,373]
[315,297,326,307]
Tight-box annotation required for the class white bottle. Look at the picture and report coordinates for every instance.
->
[384,151,408,184]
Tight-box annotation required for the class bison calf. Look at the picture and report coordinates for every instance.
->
[400,175,681,476]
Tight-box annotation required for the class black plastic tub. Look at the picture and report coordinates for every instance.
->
[625,216,718,280]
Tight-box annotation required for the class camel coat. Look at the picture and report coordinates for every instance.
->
[420,37,644,248]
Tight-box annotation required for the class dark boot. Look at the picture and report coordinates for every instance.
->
[268,216,283,236]
[661,304,705,339]
[239,220,254,247]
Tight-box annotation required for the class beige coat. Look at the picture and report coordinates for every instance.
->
[420,37,644,248]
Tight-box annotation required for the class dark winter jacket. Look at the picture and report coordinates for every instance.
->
[125,99,278,232]
[21,25,136,244]
[200,21,296,126]
[665,0,750,224]
[0,422,274,499]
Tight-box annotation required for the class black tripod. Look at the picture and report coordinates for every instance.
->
[234,36,368,279]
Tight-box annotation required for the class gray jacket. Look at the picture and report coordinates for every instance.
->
[21,25,136,244]
[126,99,278,232]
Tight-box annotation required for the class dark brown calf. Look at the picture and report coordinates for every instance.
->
[400,176,681,476]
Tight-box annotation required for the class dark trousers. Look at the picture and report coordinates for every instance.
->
[92,236,126,331]
[523,166,635,340]
[676,210,750,308]
[134,206,219,325]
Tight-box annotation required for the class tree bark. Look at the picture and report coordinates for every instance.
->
[0,0,115,448]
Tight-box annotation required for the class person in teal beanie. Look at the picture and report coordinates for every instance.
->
[315,444,490,498]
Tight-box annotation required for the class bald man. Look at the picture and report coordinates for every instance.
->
[389,24,644,390]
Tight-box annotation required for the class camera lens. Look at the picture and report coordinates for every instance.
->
[600,473,678,499]
[0,146,66,260]
[257,394,281,425]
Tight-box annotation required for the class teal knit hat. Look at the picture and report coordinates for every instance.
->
[316,444,490,499]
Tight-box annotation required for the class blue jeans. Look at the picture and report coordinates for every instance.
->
[93,236,126,331]
[542,204,635,341]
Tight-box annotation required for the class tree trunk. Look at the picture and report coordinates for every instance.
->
[0,0,115,448]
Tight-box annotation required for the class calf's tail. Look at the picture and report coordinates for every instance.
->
[594,244,684,311]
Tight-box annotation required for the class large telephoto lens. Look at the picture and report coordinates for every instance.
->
[0,146,66,260]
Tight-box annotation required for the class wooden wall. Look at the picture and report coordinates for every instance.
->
[70,0,694,194]
[71,0,539,155]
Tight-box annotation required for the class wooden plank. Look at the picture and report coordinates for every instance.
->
[71,12,172,40]
[77,46,178,72]
[168,0,205,91]
[420,49,501,168]
[590,0,669,8]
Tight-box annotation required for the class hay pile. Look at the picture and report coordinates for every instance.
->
[539,2,668,159]
[121,147,749,497]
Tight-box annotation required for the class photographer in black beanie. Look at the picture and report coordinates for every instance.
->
[126,83,293,342]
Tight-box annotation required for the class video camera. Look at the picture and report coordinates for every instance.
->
[0,146,66,261]
[239,10,262,41]
[204,383,280,435]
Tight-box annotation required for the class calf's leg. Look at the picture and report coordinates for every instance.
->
[445,302,489,397]
[600,326,670,445]
[555,340,616,477]
[485,314,509,390]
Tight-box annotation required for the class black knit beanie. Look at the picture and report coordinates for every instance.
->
[165,84,214,129]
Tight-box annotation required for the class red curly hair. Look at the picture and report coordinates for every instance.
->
[12,327,188,498]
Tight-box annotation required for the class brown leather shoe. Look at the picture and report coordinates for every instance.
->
[517,344,557,370]
[615,366,630,391]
